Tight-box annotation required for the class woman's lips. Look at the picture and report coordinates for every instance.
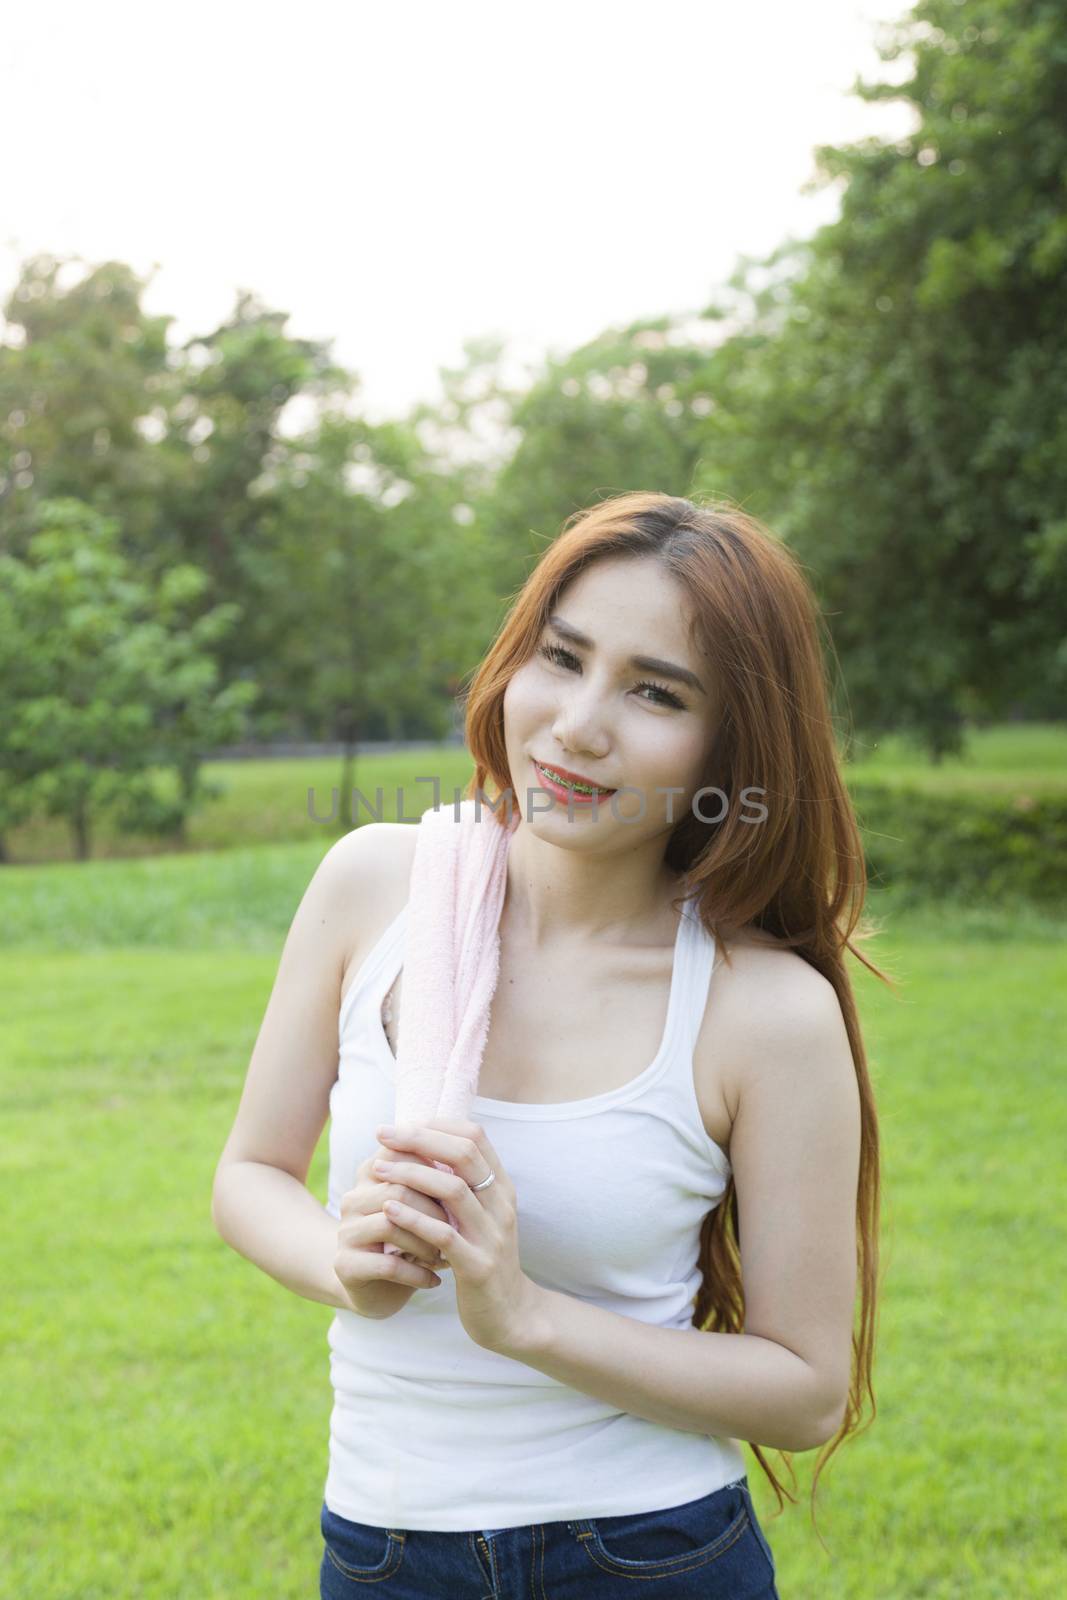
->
[532,760,616,805]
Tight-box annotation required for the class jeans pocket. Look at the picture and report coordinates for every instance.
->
[320,1502,406,1584]
[578,1480,751,1578]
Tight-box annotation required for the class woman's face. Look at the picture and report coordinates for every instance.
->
[502,557,717,849]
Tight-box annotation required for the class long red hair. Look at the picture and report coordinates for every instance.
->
[460,491,891,1539]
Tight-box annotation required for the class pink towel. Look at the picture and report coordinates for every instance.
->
[382,797,519,1255]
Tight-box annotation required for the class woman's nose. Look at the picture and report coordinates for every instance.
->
[552,683,611,755]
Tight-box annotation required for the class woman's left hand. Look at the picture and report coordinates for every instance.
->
[371,1117,544,1356]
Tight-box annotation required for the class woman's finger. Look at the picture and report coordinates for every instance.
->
[356,1208,444,1267]
[335,1237,441,1292]
[375,1120,506,1194]
[372,1159,480,1233]
[381,1196,470,1271]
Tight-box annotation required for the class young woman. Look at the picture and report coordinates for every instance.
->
[213,491,885,1598]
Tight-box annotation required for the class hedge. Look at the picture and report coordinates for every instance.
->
[847,783,1067,909]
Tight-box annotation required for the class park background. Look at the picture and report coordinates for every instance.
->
[1,0,1064,1595]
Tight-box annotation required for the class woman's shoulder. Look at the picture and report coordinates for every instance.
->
[333,822,419,985]
[718,920,794,955]
[695,917,845,1134]
[326,819,418,890]
[712,920,839,1010]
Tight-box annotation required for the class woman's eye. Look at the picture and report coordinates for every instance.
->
[539,642,581,672]
[537,642,685,710]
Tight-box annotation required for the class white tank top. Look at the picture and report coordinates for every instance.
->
[323,892,747,1531]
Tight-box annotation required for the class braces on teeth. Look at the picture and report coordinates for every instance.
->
[539,764,610,795]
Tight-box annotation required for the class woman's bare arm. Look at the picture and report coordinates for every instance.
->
[210,823,419,1317]
[212,1160,352,1309]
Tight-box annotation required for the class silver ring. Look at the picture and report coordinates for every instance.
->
[469,1167,496,1192]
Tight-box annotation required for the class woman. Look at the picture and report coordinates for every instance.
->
[212,491,885,1598]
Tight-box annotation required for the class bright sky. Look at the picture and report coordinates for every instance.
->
[1,1,916,425]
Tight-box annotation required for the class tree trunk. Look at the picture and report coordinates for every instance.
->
[337,723,359,834]
[72,804,91,861]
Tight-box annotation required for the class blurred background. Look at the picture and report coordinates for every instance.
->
[1,1,1063,1596]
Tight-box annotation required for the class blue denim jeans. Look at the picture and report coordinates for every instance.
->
[319,1475,780,1597]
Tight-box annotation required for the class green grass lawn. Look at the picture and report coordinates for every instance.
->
[1,841,1064,1597]
[842,720,1067,797]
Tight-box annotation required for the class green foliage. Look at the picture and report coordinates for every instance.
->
[0,498,256,858]
[245,405,501,826]
[690,0,1067,753]
[0,257,506,772]
[0,255,177,556]
[146,286,357,682]
[852,781,1067,908]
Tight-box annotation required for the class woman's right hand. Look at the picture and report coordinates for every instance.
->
[333,1145,453,1316]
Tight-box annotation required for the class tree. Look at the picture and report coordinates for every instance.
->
[690,0,1067,755]
[251,406,498,829]
[0,498,256,860]
[0,254,174,557]
[150,288,354,666]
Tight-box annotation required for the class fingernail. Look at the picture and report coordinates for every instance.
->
[376,1124,396,1138]
[372,1159,393,1173]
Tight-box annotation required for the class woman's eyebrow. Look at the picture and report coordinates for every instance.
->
[546,613,707,696]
